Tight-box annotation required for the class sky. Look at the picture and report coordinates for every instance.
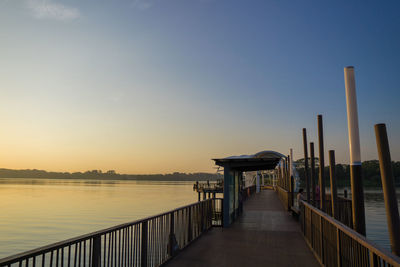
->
[0,0,399,174]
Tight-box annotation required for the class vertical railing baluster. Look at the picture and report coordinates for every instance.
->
[129,227,132,267]
[102,235,105,267]
[61,248,64,267]
[78,242,82,267]
[83,241,86,267]
[68,246,71,267]
[141,222,148,267]
[107,233,111,267]
[92,236,101,267]
[121,229,125,267]
[188,207,192,242]
[114,231,117,267]
[112,232,115,267]
[51,250,54,267]
[118,230,121,267]
[56,248,59,267]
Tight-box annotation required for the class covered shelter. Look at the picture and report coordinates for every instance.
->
[213,150,286,227]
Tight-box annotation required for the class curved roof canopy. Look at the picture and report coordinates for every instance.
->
[213,150,286,172]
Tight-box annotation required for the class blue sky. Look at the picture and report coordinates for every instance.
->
[0,0,399,173]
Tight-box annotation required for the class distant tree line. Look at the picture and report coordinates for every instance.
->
[0,168,222,181]
[295,160,400,187]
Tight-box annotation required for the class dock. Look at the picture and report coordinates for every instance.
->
[165,189,319,267]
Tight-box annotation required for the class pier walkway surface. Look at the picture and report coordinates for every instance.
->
[165,190,319,267]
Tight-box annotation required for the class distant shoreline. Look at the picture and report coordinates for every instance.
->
[0,168,222,181]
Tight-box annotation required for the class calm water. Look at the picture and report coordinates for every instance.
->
[364,189,400,252]
[0,179,397,259]
[0,178,198,259]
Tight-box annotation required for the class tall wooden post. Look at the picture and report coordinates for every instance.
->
[287,156,290,191]
[290,175,294,207]
[310,142,316,206]
[303,128,310,202]
[318,114,326,212]
[329,150,338,220]
[375,123,400,256]
[344,66,366,235]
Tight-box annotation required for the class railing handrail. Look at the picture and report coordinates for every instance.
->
[300,199,400,265]
[0,198,219,265]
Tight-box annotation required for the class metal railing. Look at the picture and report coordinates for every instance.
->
[0,198,223,267]
[324,195,353,229]
[300,200,400,267]
[276,185,291,211]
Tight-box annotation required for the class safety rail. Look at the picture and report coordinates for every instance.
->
[324,195,353,229]
[0,198,223,267]
[300,200,400,267]
[276,185,292,211]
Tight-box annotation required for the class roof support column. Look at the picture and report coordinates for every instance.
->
[223,166,233,227]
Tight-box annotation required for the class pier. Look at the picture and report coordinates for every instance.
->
[165,189,319,267]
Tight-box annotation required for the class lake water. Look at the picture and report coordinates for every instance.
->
[0,178,198,259]
[0,179,397,259]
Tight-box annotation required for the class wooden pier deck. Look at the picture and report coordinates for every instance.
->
[165,190,319,267]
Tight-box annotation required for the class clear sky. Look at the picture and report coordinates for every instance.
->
[0,0,399,174]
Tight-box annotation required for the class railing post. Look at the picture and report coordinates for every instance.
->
[320,215,324,264]
[91,236,101,267]
[141,221,148,267]
[375,123,400,256]
[200,202,204,232]
[336,228,341,267]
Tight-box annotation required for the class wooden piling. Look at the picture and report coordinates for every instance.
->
[329,150,338,220]
[318,114,326,212]
[303,128,310,202]
[375,123,400,256]
[310,142,316,206]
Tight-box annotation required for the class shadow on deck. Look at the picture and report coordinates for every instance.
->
[165,190,319,267]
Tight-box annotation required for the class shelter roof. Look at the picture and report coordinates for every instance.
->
[213,150,286,172]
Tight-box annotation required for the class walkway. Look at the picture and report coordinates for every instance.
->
[165,190,319,267]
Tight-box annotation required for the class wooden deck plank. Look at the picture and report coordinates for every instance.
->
[165,190,319,267]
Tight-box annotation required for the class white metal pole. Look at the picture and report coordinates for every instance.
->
[344,66,366,235]
[344,66,361,166]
